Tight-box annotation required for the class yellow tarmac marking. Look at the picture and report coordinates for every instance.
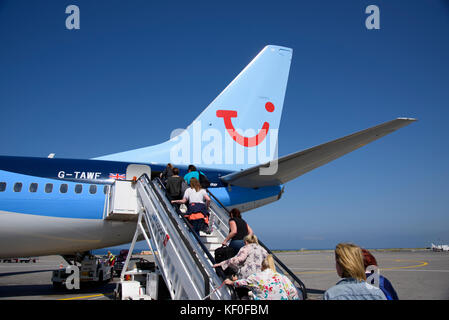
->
[295,270,335,275]
[294,270,337,274]
[294,259,429,276]
[58,293,113,300]
[380,259,428,271]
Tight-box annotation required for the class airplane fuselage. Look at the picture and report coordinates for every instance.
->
[0,155,282,258]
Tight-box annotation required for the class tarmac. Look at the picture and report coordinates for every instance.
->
[276,249,449,300]
[0,249,448,300]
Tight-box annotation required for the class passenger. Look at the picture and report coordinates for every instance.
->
[324,243,386,300]
[213,235,267,281]
[171,177,211,236]
[222,208,253,255]
[362,248,399,300]
[160,163,174,184]
[165,167,187,202]
[183,164,199,185]
[213,235,268,299]
[224,255,300,300]
[183,164,210,188]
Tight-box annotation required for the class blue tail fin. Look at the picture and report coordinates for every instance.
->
[96,45,293,170]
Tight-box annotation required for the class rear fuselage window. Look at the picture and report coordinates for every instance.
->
[75,184,83,194]
[45,183,53,193]
[13,182,23,192]
[103,185,109,194]
[0,182,6,192]
[89,185,97,194]
[29,183,38,193]
[60,184,68,193]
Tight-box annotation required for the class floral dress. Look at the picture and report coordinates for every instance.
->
[234,269,300,300]
[218,243,268,279]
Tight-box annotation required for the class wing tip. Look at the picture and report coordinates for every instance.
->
[397,117,418,122]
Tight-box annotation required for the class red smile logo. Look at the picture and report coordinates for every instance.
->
[216,102,275,147]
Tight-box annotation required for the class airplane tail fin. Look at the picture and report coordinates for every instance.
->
[192,45,292,143]
[96,45,293,170]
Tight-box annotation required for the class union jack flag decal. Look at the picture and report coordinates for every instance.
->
[109,173,126,180]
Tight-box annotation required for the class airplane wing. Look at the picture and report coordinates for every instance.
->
[220,118,416,188]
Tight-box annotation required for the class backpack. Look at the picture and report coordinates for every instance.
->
[198,171,210,188]
[214,245,238,277]
[214,245,236,264]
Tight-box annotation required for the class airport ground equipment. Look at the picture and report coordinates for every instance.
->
[51,254,112,288]
[108,174,307,300]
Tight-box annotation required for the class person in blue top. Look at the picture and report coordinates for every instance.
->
[362,248,399,300]
[183,165,199,185]
[183,164,210,188]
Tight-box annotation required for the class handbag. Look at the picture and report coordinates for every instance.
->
[179,204,187,214]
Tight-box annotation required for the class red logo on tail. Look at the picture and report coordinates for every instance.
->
[216,102,275,147]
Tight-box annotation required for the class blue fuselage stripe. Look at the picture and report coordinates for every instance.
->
[0,156,282,219]
[0,170,106,219]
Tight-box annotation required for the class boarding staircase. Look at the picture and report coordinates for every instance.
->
[106,174,307,300]
[204,186,308,300]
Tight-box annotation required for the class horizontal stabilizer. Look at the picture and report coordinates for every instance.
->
[220,118,416,188]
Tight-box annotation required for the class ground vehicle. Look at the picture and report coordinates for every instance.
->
[113,260,163,300]
[52,255,112,289]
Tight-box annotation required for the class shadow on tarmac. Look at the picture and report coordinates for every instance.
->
[0,269,116,299]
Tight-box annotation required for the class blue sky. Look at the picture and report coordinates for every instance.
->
[0,0,448,249]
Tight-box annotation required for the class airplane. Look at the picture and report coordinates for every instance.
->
[431,243,449,252]
[0,45,416,258]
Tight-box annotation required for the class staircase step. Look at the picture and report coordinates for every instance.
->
[200,235,220,243]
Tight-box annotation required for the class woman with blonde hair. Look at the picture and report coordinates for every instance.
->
[213,234,267,299]
[324,243,386,300]
[224,254,300,300]
[215,235,264,274]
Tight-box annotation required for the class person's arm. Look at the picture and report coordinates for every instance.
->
[382,276,399,300]
[171,198,187,204]
[227,274,258,290]
[213,244,248,270]
[224,275,238,286]
[204,192,211,210]
[246,223,254,236]
[222,220,237,246]
[171,189,189,204]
